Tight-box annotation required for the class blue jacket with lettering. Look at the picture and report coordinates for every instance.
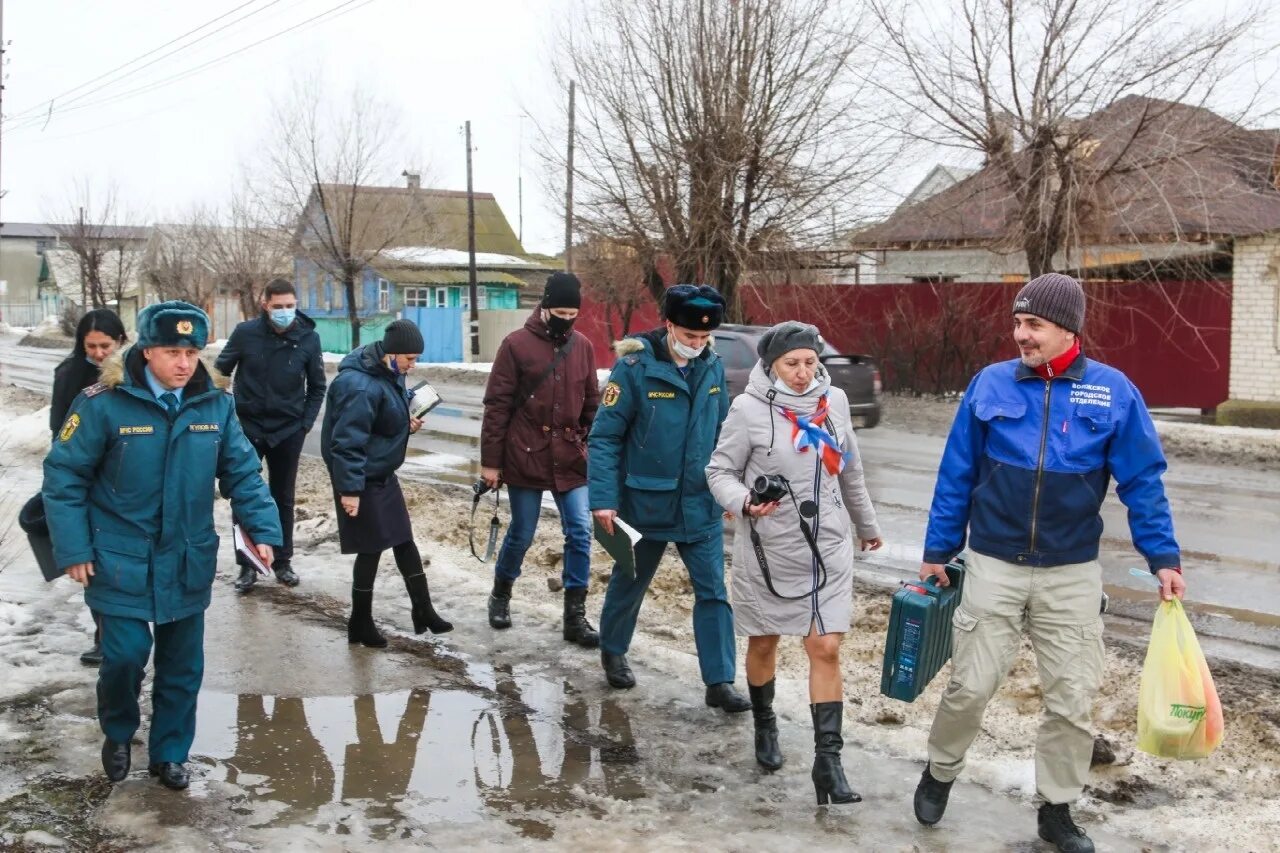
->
[42,347,282,624]
[588,329,730,542]
[923,353,1180,571]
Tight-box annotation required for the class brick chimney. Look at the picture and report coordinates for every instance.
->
[402,169,421,190]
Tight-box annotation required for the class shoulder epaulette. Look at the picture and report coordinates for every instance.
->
[82,382,110,398]
[624,355,640,366]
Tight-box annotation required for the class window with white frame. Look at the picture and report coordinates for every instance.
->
[460,290,470,311]
[378,278,390,312]
[435,287,448,308]
[403,287,430,308]
[333,280,344,311]
[478,288,488,309]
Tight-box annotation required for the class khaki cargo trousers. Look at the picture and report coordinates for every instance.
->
[927,550,1105,804]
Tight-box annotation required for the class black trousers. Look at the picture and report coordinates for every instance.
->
[235,427,306,568]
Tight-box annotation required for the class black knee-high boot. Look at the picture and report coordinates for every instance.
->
[811,702,860,805]
[349,554,387,648]
[394,542,453,634]
[750,680,783,771]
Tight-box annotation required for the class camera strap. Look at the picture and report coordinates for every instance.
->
[747,482,831,601]
[469,485,503,563]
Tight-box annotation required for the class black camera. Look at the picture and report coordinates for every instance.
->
[749,474,788,505]
[472,480,492,499]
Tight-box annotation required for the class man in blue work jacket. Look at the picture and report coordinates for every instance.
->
[43,301,282,791]
[912,274,1186,853]
[589,284,751,714]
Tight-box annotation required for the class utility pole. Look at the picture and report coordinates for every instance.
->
[465,120,479,358]
[1,0,7,272]
[564,80,575,272]
[517,114,525,246]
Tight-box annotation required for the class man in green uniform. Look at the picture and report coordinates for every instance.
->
[589,284,751,713]
[43,301,282,790]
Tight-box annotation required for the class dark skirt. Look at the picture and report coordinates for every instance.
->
[334,475,414,555]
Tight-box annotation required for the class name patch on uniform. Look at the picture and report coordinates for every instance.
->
[602,382,622,407]
[58,413,80,442]
[188,423,220,432]
[648,391,675,399]
[708,386,721,395]
[119,425,155,435]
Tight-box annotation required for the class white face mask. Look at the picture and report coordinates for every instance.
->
[670,337,705,360]
[774,376,821,394]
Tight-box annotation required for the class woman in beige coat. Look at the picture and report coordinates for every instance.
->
[706,321,882,805]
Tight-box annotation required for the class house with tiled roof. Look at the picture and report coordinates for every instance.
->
[854,96,1280,283]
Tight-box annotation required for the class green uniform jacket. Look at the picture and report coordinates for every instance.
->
[42,347,282,625]
[588,328,730,542]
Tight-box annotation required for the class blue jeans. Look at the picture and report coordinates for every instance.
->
[494,485,592,590]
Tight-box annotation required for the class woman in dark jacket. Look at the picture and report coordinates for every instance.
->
[50,309,128,434]
[49,308,128,666]
[320,320,452,646]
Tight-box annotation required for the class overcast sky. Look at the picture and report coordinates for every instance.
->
[3,0,1277,257]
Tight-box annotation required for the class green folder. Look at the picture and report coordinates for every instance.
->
[594,516,641,580]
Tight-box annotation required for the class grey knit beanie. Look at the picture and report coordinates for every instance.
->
[757,321,825,367]
[1012,273,1085,333]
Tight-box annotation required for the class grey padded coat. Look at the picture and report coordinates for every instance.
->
[706,362,880,636]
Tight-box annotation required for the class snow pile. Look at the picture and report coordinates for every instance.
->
[1156,419,1280,466]
[29,317,65,339]
[0,404,53,458]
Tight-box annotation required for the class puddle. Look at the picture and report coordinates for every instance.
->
[189,667,644,838]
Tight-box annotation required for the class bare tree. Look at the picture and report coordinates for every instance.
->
[576,236,655,342]
[547,0,891,321]
[264,77,431,347]
[202,189,292,320]
[51,180,144,309]
[870,0,1270,277]
[141,213,219,310]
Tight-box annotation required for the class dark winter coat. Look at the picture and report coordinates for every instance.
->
[50,356,101,435]
[214,311,326,447]
[320,342,412,496]
[481,311,600,492]
[41,347,282,625]
[588,328,730,542]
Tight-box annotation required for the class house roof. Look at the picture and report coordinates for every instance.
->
[854,96,1280,249]
[379,268,529,287]
[1,222,152,241]
[900,164,979,208]
[42,246,146,303]
[301,184,528,257]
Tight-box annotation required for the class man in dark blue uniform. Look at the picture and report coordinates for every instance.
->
[43,301,282,790]
[589,284,751,713]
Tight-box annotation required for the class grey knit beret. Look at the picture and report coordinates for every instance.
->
[1012,273,1085,333]
[757,321,825,366]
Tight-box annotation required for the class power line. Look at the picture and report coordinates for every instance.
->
[3,0,285,125]
[5,0,377,136]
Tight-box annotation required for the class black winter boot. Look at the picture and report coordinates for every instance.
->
[234,565,257,593]
[403,571,453,634]
[562,588,600,647]
[810,702,860,805]
[489,577,513,630]
[749,680,783,772]
[1038,803,1095,853]
[347,587,387,648]
[913,763,954,826]
[602,651,636,689]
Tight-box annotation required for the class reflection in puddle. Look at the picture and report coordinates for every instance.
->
[191,666,642,838]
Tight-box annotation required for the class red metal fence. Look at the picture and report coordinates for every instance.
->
[574,280,1231,409]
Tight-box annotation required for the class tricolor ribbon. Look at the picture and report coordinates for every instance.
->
[780,394,850,477]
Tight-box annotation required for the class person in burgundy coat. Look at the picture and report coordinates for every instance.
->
[480,272,601,647]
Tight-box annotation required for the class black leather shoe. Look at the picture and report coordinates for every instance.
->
[148,762,190,790]
[79,642,103,667]
[913,764,954,826]
[705,682,752,713]
[234,565,257,593]
[273,563,300,587]
[1038,803,1095,853]
[602,651,636,689]
[102,739,131,782]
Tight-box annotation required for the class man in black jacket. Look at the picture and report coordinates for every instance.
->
[215,278,326,591]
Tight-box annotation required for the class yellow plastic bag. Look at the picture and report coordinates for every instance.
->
[1136,598,1223,760]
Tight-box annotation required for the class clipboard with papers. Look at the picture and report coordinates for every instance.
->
[408,379,442,419]
[233,524,272,576]
[593,516,642,580]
